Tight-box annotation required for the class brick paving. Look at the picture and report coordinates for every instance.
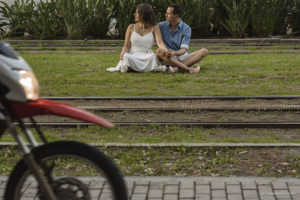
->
[0,176,299,200]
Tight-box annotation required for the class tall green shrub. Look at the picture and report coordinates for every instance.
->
[113,0,139,39]
[0,0,296,39]
[252,0,279,37]
[85,0,114,38]
[0,25,4,37]
[28,0,64,39]
[0,0,35,37]
[211,0,229,36]
[273,0,294,35]
[291,0,300,34]
[0,3,7,37]
[221,0,253,37]
[184,0,215,37]
[252,0,293,36]
[57,0,90,39]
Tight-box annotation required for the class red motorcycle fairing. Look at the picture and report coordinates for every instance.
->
[8,99,114,127]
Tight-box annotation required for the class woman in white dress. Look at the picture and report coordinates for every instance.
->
[107,4,191,73]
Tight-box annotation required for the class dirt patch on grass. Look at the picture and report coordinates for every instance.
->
[103,147,300,177]
[0,146,299,177]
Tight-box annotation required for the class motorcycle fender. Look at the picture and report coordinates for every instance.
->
[9,99,114,128]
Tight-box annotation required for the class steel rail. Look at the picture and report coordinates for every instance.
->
[1,142,300,148]
[19,122,300,128]
[211,51,300,54]
[15,49,300,55]
[5,38,300,43]
[77,104,300,111]
[41,96,300,100]
[12,44,299,47]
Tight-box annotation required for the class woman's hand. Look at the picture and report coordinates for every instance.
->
[120,52,125,60]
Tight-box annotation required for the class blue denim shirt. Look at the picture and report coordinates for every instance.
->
[158,20,191,51]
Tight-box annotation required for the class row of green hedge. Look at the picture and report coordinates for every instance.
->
[1,0,300,39]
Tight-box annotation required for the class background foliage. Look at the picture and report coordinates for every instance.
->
[0,0,299,39]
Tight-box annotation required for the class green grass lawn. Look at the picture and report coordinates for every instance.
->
[1,52,300,177]
[21,53,300,96]
[1,126,299,144]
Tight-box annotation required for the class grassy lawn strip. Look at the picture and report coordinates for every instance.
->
[21,53,300,96]
[1,126,299,144]
[1,146,299,177]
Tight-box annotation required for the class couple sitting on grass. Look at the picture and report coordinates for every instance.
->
[107,4,208,74]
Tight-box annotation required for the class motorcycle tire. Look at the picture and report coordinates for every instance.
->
[4,140,128,200]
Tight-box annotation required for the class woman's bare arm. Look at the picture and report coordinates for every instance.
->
[153,25,167,50]
[120,24,133,60]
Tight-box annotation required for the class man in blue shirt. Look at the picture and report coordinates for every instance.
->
[156,4,208,73]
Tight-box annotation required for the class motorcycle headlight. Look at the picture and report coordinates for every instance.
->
[18,70,40,100]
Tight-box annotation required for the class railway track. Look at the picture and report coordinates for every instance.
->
[42,95,300,100]
[76,104,300,111]
[2,96,299,177]
[1,142,300,148]
[18,122,300,129]
[43,96,300,111]
[4,96,299,147]
[6,39,300,54]
[21,96,300,129]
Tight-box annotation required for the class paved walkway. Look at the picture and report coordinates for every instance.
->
[0,176,299,200]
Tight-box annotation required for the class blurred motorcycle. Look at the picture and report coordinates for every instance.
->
[0,42,127,200]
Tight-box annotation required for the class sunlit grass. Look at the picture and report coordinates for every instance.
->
[21,53,300,96]
[1,145,299,177]
[1,126,299,144]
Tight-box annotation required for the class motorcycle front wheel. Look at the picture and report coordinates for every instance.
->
[4,140,128,200]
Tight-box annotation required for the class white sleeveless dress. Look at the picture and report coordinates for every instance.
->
[107,25,165,72]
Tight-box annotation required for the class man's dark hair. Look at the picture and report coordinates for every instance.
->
[168,4,182,17]
[137,4,156,25]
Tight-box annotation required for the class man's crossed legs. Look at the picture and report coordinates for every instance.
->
[156,48,208,73]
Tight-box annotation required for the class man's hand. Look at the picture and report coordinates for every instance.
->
[156,48,175,59]
[165,49,173,58]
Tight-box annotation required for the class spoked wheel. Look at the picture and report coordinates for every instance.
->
[4,141,128,200]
